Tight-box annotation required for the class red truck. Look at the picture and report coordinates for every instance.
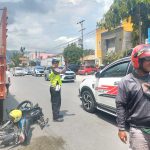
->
[0,7,7,121]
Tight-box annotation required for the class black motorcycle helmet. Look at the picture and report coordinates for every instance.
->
[52,58,59,64]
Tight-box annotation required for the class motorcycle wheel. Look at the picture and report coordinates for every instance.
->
[17,100,33,111]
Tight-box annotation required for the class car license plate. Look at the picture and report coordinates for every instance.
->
[67,76,73,79]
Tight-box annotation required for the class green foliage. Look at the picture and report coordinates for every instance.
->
[11,51,21,67]
[97,0,150,46]
[103,49,132,64]
[29,60,36,66]
[103,51,123,64]
[83,49,95,56]
[122,49,133,57]
[9,63,15,68]
[63,43,83,64]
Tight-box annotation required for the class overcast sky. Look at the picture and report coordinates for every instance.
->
[0,0,113,53]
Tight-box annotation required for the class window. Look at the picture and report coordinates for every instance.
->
[127,62,133,74]
[101,61,129,78]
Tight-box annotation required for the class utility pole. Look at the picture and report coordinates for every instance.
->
[77,20,85,64]
[77,20,85,50]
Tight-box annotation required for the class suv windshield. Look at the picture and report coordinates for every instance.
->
[15,67,23,70]
[35,67,44,70]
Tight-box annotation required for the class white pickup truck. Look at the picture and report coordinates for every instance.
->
[79,57,133,115]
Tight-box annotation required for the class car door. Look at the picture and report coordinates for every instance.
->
[95,60,130,109]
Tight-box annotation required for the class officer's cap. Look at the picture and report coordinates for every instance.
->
[52,58,59,64]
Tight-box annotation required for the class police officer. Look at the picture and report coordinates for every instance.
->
[116,44,150,149]
[49,58,67,122]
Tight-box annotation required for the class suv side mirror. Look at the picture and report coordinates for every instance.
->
[95,72,101,78]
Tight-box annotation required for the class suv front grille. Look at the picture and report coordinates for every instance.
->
[64,76,74,79]
[65,73,74,75]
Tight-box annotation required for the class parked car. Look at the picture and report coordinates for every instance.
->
[13,67,25,76]
[44,66,51,81]
[24,68,32,75]
[79,57,133,115]
[78,65,97,75]
[30,67,34,75]
[60,68,76,82]
[91,65,99,72]
[68,64,80,73]
[32,66,44,76]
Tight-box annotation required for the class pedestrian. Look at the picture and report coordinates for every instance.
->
[49,58,67,122]
[116,44,150,150]
[6,66,11,96]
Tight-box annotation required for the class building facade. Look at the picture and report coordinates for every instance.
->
[96,17,133,65]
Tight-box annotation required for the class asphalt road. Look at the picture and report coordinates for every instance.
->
[2,75,129,150]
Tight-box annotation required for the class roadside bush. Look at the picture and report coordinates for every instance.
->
[103,49,132,65]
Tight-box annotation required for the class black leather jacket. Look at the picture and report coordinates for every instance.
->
[116,72,150,130]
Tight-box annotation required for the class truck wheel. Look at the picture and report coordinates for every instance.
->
[81,90,96,113]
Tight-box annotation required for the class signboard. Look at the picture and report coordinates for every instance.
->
[148,28,150,44]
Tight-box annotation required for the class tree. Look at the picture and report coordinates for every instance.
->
[103,48,133,65]
[97,0,150,46]
[29,60,36,66]
[63,43,83,64]
[83,49,95,56]
[11,51,21,67]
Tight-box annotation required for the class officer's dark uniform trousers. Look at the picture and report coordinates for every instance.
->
[50,87,61,119]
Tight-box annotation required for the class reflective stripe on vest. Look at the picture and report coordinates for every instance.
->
[49,71,62,87]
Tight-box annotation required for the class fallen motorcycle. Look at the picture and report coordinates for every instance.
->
[0,100,49,147]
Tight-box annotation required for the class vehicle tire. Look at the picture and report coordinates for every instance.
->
[17,100,33,111]
[81,90,96,113]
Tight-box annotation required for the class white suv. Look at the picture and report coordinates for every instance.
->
[60,69,76,82]
[79,57,133,115]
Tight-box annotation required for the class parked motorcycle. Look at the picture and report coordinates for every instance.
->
[0,100,49,147]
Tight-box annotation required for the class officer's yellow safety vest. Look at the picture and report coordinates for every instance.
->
[49,71,62,87]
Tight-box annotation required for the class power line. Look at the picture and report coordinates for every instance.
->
[50,29,96,51]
